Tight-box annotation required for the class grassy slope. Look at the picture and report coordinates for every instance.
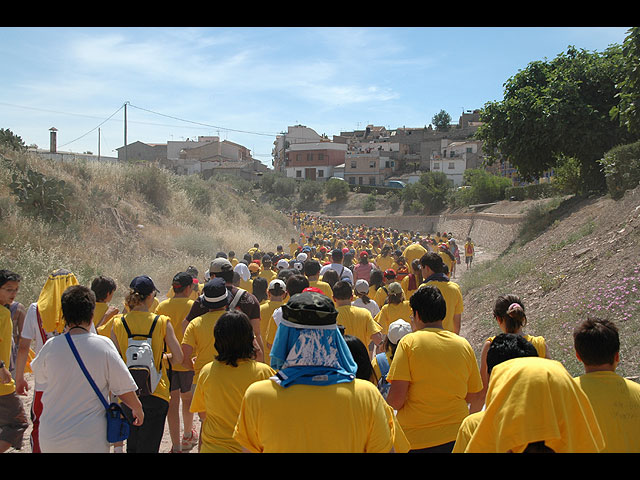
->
[0,147,296,308]
[457,187,640,379]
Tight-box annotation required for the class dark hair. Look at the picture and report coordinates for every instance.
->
[252,276,268,303]
[409,285,446,324]
[493,295,527,333]
[214,269,234,284]
[486,333,538,375]
[419,252,444,273]
[332,280,354,300]
[277,268,296,282]
[304,260,321,277]
[331,249,344,262]
[0,269,22,288]
[344,335,377,384]
[286,274,309,296]
[321,269,339,288]
[214,310,256,367]
[369,269,384,288]
[61,285,96,327]
[90,275,117,302]
[573,317,620,366]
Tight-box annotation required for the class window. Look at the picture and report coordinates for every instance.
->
[369,177,376,185]
[433,162,440,170]
[296,154,302,162]
[317,169,324,177]
[448,162,455,169]
[351,161,357,169]
[369,161,376,168]
[348,177,356,185]
[307,153,313,162]
[318,153,324,162]
[466,147,473,153]
[296,170,302,177]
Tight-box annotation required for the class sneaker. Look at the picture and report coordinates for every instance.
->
[181,429,198,450]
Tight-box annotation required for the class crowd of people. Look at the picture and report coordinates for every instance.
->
[0,211,638,454]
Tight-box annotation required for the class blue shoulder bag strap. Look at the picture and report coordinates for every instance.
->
[65,333,109,410]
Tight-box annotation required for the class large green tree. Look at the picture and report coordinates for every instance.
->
[476,44,634,192]
[612,27,640,136]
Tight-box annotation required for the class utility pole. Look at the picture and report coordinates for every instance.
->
[124,101,128,162]
[98,128,101,162]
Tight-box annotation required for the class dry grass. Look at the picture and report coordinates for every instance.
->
[0,147,297,307]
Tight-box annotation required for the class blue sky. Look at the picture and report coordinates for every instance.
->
[0,26,631,166]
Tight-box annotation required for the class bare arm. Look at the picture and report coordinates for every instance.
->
[118,391,144,426]
[468,340,491,414]
[14,337,32,395]
[453,314,462,335]
[249,317,265,363]
[181,344,195,371]
[164,321,183,365]
[386,380,410,411]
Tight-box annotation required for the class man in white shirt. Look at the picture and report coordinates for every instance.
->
[319,249,354,284]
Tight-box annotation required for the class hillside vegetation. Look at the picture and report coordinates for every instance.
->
[0,146,296,306]
[458,186,640,379]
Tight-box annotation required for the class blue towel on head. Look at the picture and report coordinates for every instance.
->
[270,320,357,388]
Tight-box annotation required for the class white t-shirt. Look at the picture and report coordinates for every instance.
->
[22,303,96,390]
[320,263,354,283]
[352,297,381,319]
[31,331,138,453]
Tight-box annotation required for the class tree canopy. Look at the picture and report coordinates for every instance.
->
[476,42,636,193]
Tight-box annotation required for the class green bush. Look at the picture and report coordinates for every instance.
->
[325,178,349,201]
[598,140,640,199]
[363,193,377,212]
[8,164,73,222]
[449,169,512,207]
[505,182,558,201]
[123,163,171,211]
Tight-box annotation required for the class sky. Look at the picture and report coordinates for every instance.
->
[0,26,631,166]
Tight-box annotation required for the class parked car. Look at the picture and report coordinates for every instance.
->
[386,180,406,189]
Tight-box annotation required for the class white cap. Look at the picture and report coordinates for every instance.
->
[354,279,369,294]
[296,252,308,262]
[387,319,412,344]
[276,259,290,270]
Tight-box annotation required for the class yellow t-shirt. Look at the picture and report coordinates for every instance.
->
[373,286,389,308]
[190,359,276,453]
[336,305,382,348]
[166,283,203,302]
[260,300,283,359]
[308,280,333,301]
[465,357,604,453]
[258,269,276,283]
[375,255,394,272]
[111,311,171,402]
[452,411,484,453]
[387,327,483,450]
[92,302,109,328]
[233,379,396,453]
[573,371,640,453]
[400,274,420,301]
[374,300,412,335]
[423,280,463,333]
[155,297,194,372]
[181,309,227,383]
[0,305,16,396]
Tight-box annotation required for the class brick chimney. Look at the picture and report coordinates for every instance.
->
[49,127,58,153]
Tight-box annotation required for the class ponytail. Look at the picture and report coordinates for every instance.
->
[493,294,527,333]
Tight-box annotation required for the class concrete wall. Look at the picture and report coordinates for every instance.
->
[329,212,525,253]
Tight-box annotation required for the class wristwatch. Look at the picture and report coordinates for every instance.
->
[0,360,5,369]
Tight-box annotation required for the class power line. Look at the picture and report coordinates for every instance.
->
[127,103,279,138]
[59,104,125,148]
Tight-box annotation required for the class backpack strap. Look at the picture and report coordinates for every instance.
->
[229,288,245,310]
[121,314,159,338]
